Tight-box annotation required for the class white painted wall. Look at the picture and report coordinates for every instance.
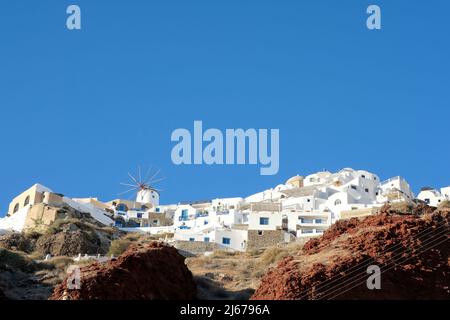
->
[248,212,282,231]
[0,205,30,232]
[440,186,450,199]
[215,229,248,251]
[417,189,444,207]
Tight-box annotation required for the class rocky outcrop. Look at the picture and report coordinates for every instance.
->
[50,241,197,300]
[0,218,117,258]
[252,206,450,300]
[0,232,40,254]
[34,229,108,257]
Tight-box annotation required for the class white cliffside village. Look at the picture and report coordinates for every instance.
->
[1,168,448,252]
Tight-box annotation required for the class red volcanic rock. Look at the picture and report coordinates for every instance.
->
[50,242,196,300]
[252,206,450,300]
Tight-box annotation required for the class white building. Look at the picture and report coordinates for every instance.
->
[6,167,440,252]
[417,186,450,207]
[378,176,415,203]
[279,168,384,221]
[169,168,424,248]
[286,211,332,238]
[173,226,248,252]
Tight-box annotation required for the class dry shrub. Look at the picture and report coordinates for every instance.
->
[45,256,74,270]
[212,250,239,259]
[438,200,450,209]
[259,247,289,266]
[108,239,132,256]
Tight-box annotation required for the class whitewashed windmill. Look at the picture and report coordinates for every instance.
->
[119,167,165,207]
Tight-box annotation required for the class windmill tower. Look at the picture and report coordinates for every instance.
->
[119,167,165,207]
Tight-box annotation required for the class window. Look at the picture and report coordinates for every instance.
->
[180,209,189,221]
[13,203,19,213]
[24,196,30,206]
[137,213,142,219]
[222,237,231,245]
[204,220,209,225]
[424,199,430,204]
[307,198,311,202]
[315,219,322,224]
[204,237,210,242]
[351,185,357,190]
[365,188,369,193]
[189,238,195,242]
[152,220,158,224]
[155,207,160,213]
[334,199,342,206]
[361,175,366,178]
[258,230,264,236]
[259,217,269,225]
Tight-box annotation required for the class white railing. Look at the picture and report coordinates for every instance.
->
[119,226,174,234]
[381,176,402,185]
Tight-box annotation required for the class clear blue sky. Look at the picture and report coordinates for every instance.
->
[0,1,449,216]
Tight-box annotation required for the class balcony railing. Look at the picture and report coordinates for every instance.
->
[381,176,402,185]
[297,219,329,227]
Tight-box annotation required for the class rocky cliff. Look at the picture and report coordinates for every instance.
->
[252,205,450,300]
[50,241,197,300]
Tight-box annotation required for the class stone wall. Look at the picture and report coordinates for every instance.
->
[247,229,286,250]
[173,240,220,256]
[23,203,64,231]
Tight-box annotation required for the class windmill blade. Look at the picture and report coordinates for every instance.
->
[138,166,142,184]
[146,168,162,184]
[152,188,164,192]
[149,176,166,184]
[128,172,139,185]
[144,166,153,183]
[118,187,138,196]
[120,182,138,188]
[127,188,138,201]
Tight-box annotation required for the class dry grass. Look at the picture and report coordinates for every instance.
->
[185,242,305,300]
[73,258,97,267]
[108,239,132,256]
[259,247,289,266]
[122,232,174,244]
[438,200,450,209]
[44,256,74,270]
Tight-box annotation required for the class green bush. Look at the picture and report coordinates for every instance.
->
[0,248,36,272]
[108,239,132,256]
